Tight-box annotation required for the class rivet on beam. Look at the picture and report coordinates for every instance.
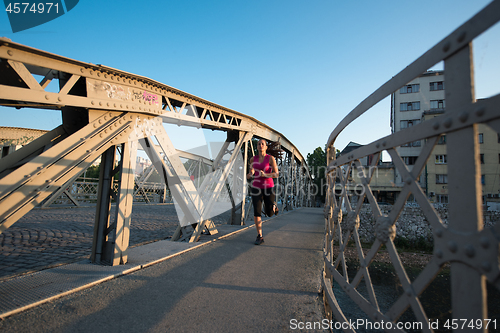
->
[475,107,486,117]
[465,244,475,258]
[459,112,468,123]
[480,237,490,249]
[457,31,466,43]
[448,241,458,253]
[443,118,452,128]
[443,42,451,52]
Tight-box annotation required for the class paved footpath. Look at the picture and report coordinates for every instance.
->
[0,208,326,333]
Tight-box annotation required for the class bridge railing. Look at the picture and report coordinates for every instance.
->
[39,177,171,206]
[323,1,500,332]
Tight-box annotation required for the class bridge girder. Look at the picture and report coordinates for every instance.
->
[0,39,312,266]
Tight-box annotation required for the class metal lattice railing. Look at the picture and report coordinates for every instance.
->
[41,177,170,206]
[323,2,500,332]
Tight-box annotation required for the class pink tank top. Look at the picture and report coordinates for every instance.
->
[251,155,274,189]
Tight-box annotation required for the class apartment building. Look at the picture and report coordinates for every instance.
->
[391,71,500,204]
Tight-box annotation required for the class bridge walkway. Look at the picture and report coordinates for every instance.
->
[0,208,326,332]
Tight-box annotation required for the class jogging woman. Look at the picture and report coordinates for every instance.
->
[247,139,282,245]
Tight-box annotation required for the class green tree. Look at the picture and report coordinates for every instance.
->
[83,164,100,180]
[81,163,121,181]
[307,147,327,204]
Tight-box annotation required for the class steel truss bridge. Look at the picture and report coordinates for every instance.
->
[0,38,312,266]
[323,2,500,332]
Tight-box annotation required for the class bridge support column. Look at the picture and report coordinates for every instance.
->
[91,139,138,265]
[91,146,117,264]
[112,140,138,265]
[445,43,487,329]
[238,139,249,225]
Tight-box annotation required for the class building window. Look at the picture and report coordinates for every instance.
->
[479,133,484,144]
[498,153,500,164]
[480,154,485,164]
[430,81,444,91]
[438,135,447,145]
[400,84,420,94]
[435,155,447,164]
[430,100,445,110]
[403,156,418,165]
[400,119,420,129]
[436,174,448,184]
[481,174,485,185]
[497,133,500,143]
[400,102,421,111]
[436,194,448,203]
[402,141,421,147]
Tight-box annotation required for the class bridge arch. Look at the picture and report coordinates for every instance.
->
[0,38,312,265]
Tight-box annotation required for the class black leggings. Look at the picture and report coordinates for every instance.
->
[251,187,276,217]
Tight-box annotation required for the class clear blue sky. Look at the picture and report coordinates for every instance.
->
[1,0,499,159]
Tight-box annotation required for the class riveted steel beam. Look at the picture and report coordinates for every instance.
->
[0,38,309,171]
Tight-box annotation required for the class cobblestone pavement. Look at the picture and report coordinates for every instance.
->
[0,204,232,281]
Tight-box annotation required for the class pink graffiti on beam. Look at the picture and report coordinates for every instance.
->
[143,92,159,104]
